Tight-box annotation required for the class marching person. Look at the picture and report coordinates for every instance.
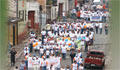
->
[105,24,108,35]
[41,57,48,70]
[39,47,44,58]
[95,22,99,34]
[46,48,50,58]
[20,60,26,70]
[79,64,84,70]
[71,61,78,70]
[70,50,76,64]
[10,47,17,66]
[99,22,103,34]
[85,34,90,52]
[41,29,46,44]
[61,45,67,60]
[62,12,66,22]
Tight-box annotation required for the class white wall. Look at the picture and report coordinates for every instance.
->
[26,2,40,23]
[8,0,16,17]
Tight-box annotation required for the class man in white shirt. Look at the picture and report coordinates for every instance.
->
[95,22,99,34]
[39,47,44,58]
[33,56,40,70]
[41,57,48,70]
[99,22,103,34]
[61,45,67,60]
[46,49,50,58]
[41,29,46,44]
[54,25,59,35]
[89,32,94,45]
[80,23,84,34]
[85,35,90,52]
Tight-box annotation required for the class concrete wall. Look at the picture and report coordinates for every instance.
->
[26,2,40,23]
[8,0,16,17]
[18,0,27,35]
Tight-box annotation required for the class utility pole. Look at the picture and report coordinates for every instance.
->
[16,0,18,44]
[39,5,42,34]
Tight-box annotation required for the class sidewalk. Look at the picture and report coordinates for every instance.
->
[7,38,29,69]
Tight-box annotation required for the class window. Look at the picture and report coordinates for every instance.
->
[52,0,57,6]
[90,52,103,55]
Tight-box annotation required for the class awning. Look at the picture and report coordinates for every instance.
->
[8,17,22,23]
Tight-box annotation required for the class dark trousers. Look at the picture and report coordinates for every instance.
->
[90,28,93,31]
[42,35,45,44]
[81,28,84,34]
[102,16,106,22]
[57,68,60,70]
[42,66,46,70]
[96,27,98,34]
[105,29,108,35]
[71,58,74,64]
[62,53,66,60]
[55,51,59,56]
[85,42,88,52]
[11,58,15,66]
[100,28,102,34]
[25,60,28,70]
[46,55,49,58]
[29,46,33,53]
[54,31,58,35]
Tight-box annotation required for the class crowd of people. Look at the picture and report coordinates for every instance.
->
[10,1,109,70]
[18,20,108,70]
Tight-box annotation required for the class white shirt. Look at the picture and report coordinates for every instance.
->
[30,33,36,38]
[34,59,39,65]
[78,52,82,58]
[54,26,58,31]
[99,23,103,28]
[90,23,94,28]
[80,24,84,28]
[72,63,78,70]
[41,59,48,66]
[79,66,84,70]
[62,12,65,16]
[95,23,99,27]
[46,50,50,55]
[61,46,67,53]
[41,31,46,35]
[78,58,83,64]
[51,50,54,54]
[40,48,44,54]
[86,37,90,42]
[37,41,41,49]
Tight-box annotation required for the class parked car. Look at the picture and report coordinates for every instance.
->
[84,50,105,69]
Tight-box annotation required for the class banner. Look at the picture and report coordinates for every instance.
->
[28,57,60,69]
[90,16,102,21]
